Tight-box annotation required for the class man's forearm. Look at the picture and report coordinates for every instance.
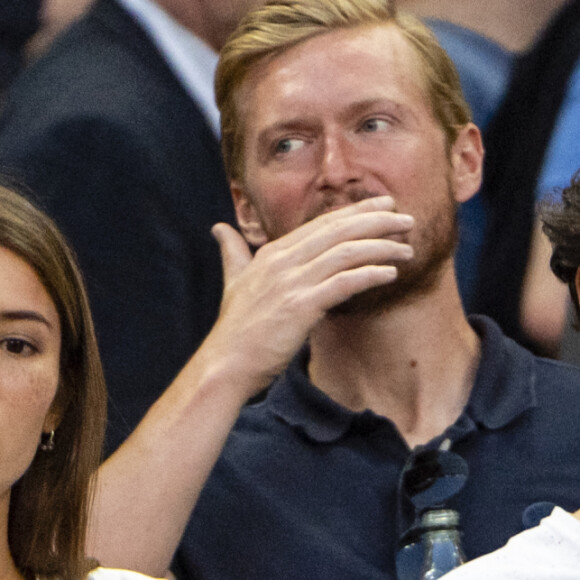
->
[87,349,253,576]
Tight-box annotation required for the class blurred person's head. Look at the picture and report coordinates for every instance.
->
[25,0,95,60]
[540,171,580,324]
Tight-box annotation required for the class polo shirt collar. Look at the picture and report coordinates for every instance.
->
[466,315,538,429]
[267,315,538,443]
[268,345,357,442]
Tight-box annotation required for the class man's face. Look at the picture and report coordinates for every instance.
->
[232,24,480,308]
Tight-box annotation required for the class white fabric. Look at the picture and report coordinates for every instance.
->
[88,568,162,579]
[116,0,220,136]
[443,507,580,579]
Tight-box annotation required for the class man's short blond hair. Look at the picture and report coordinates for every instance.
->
[216,0,471,181]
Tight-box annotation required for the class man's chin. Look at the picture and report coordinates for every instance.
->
[327,282,408,316]
[327,257,448,317]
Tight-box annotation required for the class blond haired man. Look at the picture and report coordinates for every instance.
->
[167,0,580,578]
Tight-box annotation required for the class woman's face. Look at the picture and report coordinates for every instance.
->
[0,246,61,500]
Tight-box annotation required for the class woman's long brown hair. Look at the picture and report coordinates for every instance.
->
[0,182,107,579]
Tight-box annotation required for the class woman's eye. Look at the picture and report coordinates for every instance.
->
[274,138,305,154]
[361,118,390,133]
[1,339,36,356]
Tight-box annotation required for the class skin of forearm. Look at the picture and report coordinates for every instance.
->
[86,345,254,576]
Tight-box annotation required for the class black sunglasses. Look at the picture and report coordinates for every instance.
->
[395,440,469,580]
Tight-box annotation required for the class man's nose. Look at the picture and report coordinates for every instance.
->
[315,133,361,190]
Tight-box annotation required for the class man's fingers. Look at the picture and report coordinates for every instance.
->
[304,238,414,283]
[211,223,253,282]
[273,197,414,263]
[314,264,399,311]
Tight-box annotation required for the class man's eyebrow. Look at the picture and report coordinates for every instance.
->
[258,119,314,142]
[340,98,406,119]
[0,310,53,329]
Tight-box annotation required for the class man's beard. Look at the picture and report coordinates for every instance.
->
[328,186,458,316]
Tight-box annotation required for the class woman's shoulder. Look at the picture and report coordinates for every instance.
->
[443,507,580,579]
[87,568,165,580]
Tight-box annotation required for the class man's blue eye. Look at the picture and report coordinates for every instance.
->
[363,119,389,132]
[275,138,304,154]
[276,140,291,153]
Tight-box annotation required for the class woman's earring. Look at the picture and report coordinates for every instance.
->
[40,430,55,452]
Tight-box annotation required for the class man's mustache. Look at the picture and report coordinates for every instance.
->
[306,190,386,221]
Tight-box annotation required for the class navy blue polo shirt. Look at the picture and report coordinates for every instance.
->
[173,316,580,579]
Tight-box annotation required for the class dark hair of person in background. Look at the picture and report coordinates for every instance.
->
[540,170,580,326]
[0,178,107,579]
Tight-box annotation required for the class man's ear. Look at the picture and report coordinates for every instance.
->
[231,180,269,247]
[450,123,484,204]
[575,267,580,303]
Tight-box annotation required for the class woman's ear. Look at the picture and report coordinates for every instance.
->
[42,382,67,433]
[42,408,62,435]
[450,123,485,204]
[231,180,269,247]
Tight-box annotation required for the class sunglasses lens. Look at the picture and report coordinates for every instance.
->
[403,450,468,511]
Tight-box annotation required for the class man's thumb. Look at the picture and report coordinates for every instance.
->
[211,223,253,282]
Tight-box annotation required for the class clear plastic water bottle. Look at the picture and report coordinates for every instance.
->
[419,509,465,580]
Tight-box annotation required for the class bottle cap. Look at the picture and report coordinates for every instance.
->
[421,509,460,530]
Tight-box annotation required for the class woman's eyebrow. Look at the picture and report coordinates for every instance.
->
[0,310,53,329]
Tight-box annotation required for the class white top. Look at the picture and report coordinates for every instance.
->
[116,0,220,136]
[88,567,161,579]
[443,507,580,579]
